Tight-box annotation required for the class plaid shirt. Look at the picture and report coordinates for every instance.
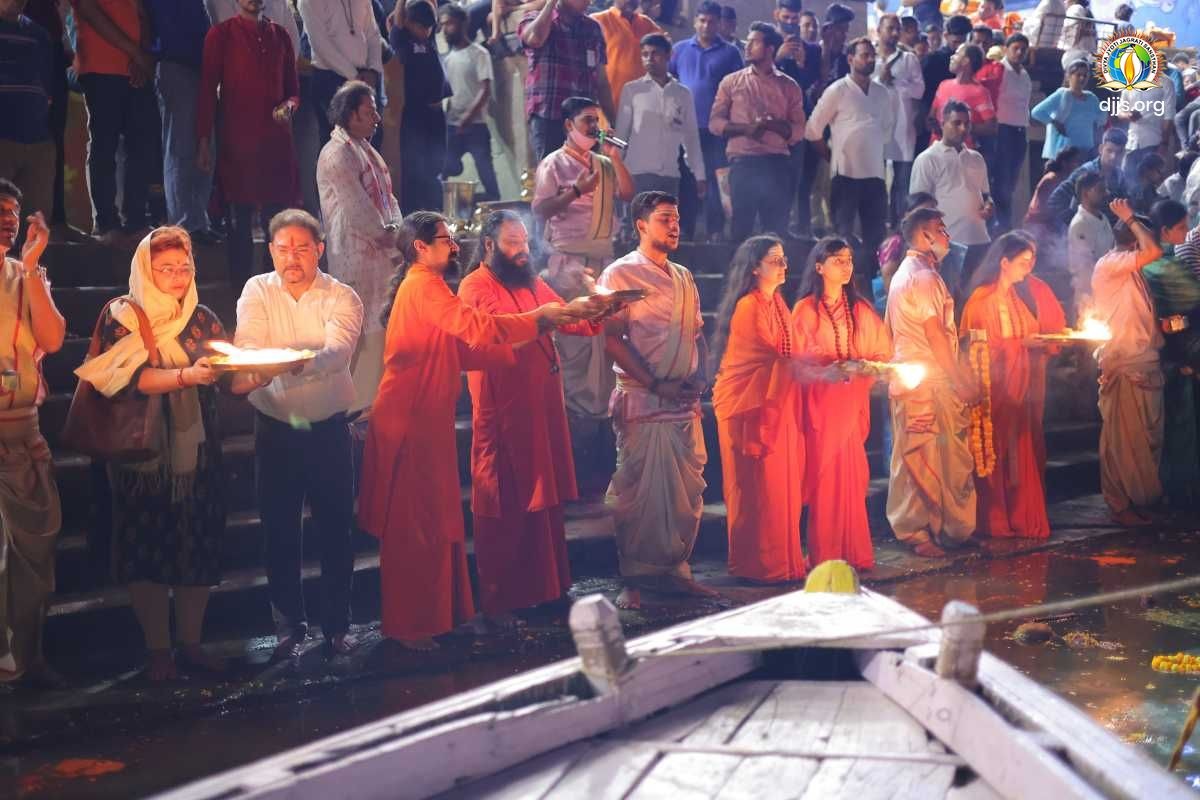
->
[520,8,607,118]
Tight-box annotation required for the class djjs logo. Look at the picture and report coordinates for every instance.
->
[1095,31,1169,117]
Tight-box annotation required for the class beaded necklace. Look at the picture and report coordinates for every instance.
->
[499,280,561,374]
[759,290,792,356]
[819,292,855,361]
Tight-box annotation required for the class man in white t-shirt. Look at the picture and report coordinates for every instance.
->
[1119,80,1176,188]
[440,5,500,201]
[910,100,992,287]
[1067,171,1113,318]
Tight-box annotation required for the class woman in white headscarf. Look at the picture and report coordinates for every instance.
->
[75,227,229,681]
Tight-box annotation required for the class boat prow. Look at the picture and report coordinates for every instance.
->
[154,584,1192,800]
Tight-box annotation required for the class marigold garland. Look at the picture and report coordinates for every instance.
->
[968,336,996,478]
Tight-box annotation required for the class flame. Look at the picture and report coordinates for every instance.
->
[1076,316,1113,341]
[207,340,313,365]
[894,362,927,391]
[1119,48,1139,84]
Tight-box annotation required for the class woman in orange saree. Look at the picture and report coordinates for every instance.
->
[792,237,892,571]
[960,230,1067,538]
[711,236,816,583]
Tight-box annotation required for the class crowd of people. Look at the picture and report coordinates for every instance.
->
[3,0,1200,686]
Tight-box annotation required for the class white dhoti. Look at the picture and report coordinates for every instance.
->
[608,413,706,578]
[0,407,61,681]
[1098,367,1164,513]
[544,246,614,420]
[886,380,976,546]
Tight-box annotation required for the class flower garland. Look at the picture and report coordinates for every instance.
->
[968,335,996,478]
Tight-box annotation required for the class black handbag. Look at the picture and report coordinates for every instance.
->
[61,297,165,462]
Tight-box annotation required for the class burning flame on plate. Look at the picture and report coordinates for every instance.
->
[207,341,315,365]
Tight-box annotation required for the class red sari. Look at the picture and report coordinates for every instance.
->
[792,295,892,571]
[712,291,806,582]
[457,268,601,614]
[960,276,1066,538]
[357,265,539,640]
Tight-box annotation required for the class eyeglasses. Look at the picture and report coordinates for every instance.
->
[431,235,456,242]
[763,256,788,267]
[151,266,195,278]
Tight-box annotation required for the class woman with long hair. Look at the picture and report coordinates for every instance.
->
[711,236,824,583]
[960,230,1066,538]
[792,237,892,571]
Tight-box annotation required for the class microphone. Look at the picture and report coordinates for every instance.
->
[598,130,629,150]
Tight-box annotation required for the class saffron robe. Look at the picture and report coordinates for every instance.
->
[457,268,601,614]
[793,295,892,570]
[357,265,539,640]
[960,277,1066,538]
[712,291,806,582]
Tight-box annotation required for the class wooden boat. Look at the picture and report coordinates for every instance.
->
[156,582,1192,800]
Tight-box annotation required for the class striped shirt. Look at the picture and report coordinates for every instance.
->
[0,15,52,143]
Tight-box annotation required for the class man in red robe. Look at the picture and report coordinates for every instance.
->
[357,211,600,650]
[457,210,605,629]
[197,0,300,288]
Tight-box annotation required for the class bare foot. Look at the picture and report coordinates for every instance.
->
[396,637,440,651]
[912,541,947,558]
[1111,508,1151,527]
[615,587,642,610]
[145,649,178,682]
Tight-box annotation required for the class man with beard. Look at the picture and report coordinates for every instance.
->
[533,96,634,493]
[598,191,715,610]
[0,181,66,687]
[457,211,606,629]
[358,211,601,650]
[885,206,979,558]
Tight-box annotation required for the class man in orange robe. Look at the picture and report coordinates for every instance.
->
[457,211,604,628]
[357,211,595,650]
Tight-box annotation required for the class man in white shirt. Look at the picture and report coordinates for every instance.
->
[985,33,1031,232]
[874,14,924,229]
[1091,200,1164,526]
[298,0,384,144]
[1119,80,1177,188]
[1067,171,1113,319]
[615,34,706,202]
[232,209,365,660]
[805,36,893,279]
[910,100,992,288]
[439,5,500,201]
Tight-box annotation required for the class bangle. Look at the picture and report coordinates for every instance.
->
[177,368,187,388]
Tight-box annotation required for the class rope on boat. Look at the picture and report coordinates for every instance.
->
[638,573,1200,658]
[1168,688,1200,771]
[624,740,968,767]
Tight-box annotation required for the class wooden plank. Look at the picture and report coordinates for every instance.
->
[945,779,1006,800]
[975,652,1194,800]
[859,650,1105,800]
[627,753,746,799]
[800,758,953,800]
[624,681,778,746]
[730,682,846,751]
[659,591,939,652]
[711,756,820,800]
[825,684,942,756]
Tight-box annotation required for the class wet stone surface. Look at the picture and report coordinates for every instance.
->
[4,498,1200,798]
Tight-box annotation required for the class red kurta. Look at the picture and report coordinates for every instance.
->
[960,276,1066,539]
[712,291,806,583]
[357,265,539,640]
[197,16,299,206]
[457,268,601,614]
[793,295,892,571]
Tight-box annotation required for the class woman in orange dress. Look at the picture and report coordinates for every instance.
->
[960,230,1067,538]
[792,237,892,571]
[711,236,817,583]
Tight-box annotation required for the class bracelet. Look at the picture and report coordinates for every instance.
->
[177,368,187,388]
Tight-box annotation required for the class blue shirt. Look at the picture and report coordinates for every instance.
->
[669,36,742,128]
[1030,88,1106,159]
[0,16,52,144]
[144,0,211,68]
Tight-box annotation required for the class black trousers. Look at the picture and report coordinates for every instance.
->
[255,411,355,640]
[78,73,158,232]
[529,114,565,163]
[830,175,887,280]
[227,203,283,289]
[444,123,500,201]
[729,154,790,244]
[679,129,728,240]
[401,108,446,213]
